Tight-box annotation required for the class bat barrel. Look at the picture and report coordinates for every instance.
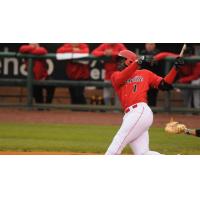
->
[179,44,187,57]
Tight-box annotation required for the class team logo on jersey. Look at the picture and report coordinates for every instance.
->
[126,76,144,83]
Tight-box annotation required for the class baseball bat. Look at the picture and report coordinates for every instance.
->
[179,44,187,57]
[175,44,187,93]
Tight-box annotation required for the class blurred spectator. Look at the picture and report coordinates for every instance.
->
[140,43,161,107]
[154,47,200,109]
[57,43,89,104]
[192,78,200,108]
[177,47,200,109]
[92,43,127,107]
[19,43,55,106]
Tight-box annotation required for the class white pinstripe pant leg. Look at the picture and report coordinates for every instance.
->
[129,131,160,155]
[105,103,159,155]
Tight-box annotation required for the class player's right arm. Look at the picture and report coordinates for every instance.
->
[111,61,139,88]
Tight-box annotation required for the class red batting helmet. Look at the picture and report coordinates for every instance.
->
[118,50,137,66]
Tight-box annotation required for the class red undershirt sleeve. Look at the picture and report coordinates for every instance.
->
[164,67,178,84]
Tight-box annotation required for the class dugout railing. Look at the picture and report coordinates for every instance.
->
[0,52,200,113]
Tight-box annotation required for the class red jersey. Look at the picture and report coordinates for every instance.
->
[19,45,48,80]
[178,62,200,83]
[92,43,127,80]
[111,63,162,110]
[57,43,89,80]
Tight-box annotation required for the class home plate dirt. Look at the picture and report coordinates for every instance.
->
[0,151,99,155]
[0,108,199,127]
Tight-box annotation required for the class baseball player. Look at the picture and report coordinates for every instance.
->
[105,50,184,155]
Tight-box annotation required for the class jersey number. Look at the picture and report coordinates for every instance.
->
[133,84,137,92]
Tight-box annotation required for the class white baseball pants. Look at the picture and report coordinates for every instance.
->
[105,102,160,155]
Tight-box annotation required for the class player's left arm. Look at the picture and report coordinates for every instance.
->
[150,57,184,90]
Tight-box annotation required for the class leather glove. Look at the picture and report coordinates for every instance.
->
[165,118,187,134]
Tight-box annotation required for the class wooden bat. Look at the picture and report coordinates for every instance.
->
[175,43,187,93]
[179,44,187,57]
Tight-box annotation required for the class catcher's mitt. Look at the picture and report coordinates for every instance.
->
[165,118,187,134]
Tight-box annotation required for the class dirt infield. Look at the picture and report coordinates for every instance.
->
[0,109,200,128]
[0,151,99,155]
[0,108,199,128]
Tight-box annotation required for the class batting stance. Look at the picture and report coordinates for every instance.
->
[105,50,184,155]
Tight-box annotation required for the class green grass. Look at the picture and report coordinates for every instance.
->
[0,123,200,154]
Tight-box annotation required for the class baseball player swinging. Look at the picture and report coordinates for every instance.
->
[105,46,186,155]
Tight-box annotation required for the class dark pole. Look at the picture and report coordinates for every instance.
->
[27,58,33,108]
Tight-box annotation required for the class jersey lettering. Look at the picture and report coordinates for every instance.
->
[127,76,144,83]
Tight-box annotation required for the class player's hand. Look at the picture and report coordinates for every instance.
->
[174,57,184,70]
[137,55,155,66]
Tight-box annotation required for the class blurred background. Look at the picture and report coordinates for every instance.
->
[0,43,200,154]
[0,43,200,113]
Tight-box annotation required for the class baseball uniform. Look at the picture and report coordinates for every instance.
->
[106,59,178,155]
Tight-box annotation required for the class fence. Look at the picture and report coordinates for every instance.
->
[0,52,200,113]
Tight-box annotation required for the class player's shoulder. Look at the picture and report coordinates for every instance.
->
[111,71,120,78]
[136,69,156,79]
[137,69,154,75]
